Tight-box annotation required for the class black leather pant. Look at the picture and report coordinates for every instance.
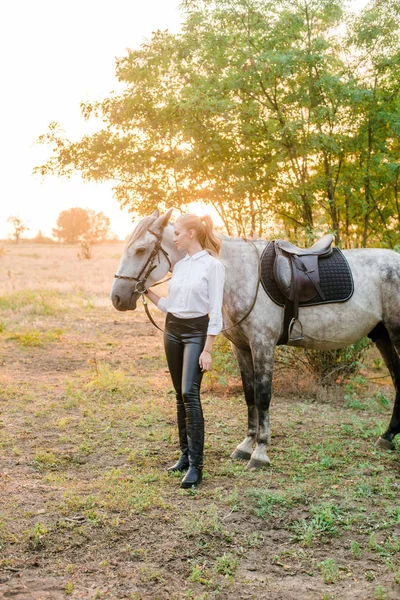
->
[164,313,209,468]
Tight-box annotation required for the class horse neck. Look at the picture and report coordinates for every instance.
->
[220,236,267,262]
[163,227,268,268]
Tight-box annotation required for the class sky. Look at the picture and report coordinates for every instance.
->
[0,0,182,240]
[0,0,368,240]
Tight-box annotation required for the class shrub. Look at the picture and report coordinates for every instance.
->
[275,338,370,386]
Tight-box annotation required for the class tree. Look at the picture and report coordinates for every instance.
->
[7,216,29,243]
[36,0,400,246]
[52,208,111,244]
[85,210,112,244]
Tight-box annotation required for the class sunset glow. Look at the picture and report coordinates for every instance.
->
[0,0,181,240]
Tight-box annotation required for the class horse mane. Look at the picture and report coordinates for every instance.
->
[124,215,158,251]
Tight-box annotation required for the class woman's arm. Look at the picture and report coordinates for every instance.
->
[199,334,216,372]
[199,260,226,372]
[145,289,168,313]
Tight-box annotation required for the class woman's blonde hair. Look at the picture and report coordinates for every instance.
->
[176,214,222,257]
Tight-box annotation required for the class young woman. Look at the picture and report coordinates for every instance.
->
[145,214,225,488]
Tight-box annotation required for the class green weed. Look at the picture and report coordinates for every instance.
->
[188,563,209,584]
[351,540,363,558]
[25,522,48,551]
[182,505,228,539]
[32,449,60,471]
[137,564,165,583]
[249,489,289,518]
[7,327,63,347]
[213,552,240,578]
[291,502,343,546]
[103,468,166,513]
[375,391,389,408]
[0,289,63,316]
[374,585,388,600]
[65,581,74,595]
[318,558,340,584]
[85,362,133,401]
[0,521,16,549]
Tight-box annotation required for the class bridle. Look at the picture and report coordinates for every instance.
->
[114,226,171,294]
[114,225,261,334]
[114,226,171,331]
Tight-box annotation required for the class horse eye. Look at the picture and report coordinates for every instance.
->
[136,247,146,255]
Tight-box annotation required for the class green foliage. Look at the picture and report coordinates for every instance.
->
[374,585,388,600]
[85,362,133,401]
[275,338,370,386]
[291,502,344,546]
[318,558,340,584]
[205,335,239,387]
[302,339,370,386]
[182,505,228,538]
[188,563,209,584]
[102,468,167,513]
[0,289,64,316]
[213,552,240,578]
[36,0,400,246]
[350,540,363,559]
[25,522,48,551]
[65,581,74,595]
[249,489,289,518]
[6,327,63,347]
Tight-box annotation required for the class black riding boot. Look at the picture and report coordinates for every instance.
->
[181,418,204,488]
[168,403,189,473]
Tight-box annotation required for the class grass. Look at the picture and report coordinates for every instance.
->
[5,327,64,347]
[1,242,399,599]
[317,558,340,584]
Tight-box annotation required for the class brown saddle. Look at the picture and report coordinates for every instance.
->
[273,234,334,341]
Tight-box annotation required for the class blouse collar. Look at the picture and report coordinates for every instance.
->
[183,249,209,261]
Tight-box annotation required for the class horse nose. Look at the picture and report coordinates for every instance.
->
[112,294,121,309]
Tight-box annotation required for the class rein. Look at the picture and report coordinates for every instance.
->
[221,239,261,333]
[114,227,261,334]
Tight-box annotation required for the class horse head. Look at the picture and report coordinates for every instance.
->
[110,208,181,311]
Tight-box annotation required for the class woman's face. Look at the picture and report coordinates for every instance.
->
[173,222,194,251]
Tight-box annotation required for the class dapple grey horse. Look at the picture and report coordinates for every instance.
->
[110,210,400,468]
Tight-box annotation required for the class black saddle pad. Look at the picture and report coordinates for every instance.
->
[260,242,354,307]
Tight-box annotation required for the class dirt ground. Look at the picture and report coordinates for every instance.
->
[0,242,399,600]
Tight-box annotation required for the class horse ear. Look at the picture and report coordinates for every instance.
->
[153,208,173,230]
[151,209,160,218]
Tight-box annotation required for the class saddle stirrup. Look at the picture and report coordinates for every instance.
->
[288,318,304,342]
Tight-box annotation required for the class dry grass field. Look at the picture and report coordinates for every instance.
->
[0,242,400,600]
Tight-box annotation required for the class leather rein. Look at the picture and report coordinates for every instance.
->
[114,226,261,334]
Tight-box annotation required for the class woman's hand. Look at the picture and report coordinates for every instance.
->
[199,349,212,372]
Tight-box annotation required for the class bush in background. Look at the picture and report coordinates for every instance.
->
[212,336,371,389]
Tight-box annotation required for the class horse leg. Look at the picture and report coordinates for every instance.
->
[230,346,257,461]
[247,345,275,469]
[370,324,400,450]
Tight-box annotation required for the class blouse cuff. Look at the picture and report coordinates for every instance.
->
[207,325,222,336]
[157,297,168,313]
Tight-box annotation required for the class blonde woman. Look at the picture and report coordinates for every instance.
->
[145,214,225,488]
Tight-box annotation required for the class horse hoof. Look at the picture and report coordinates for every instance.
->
[246,458,271,470]
[231,449,252,461]
[375,437,395,450]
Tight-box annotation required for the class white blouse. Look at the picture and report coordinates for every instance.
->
[157,250,225,335]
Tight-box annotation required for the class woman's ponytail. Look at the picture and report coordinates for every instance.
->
[200,215,222,257]
[175,213,222,257]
